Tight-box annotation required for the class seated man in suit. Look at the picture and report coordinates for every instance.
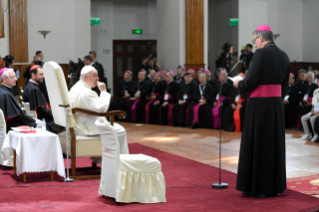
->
[69,66,129,154]
[0,68,36,132]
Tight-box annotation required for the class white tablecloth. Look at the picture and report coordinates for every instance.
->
[1,129,66,178]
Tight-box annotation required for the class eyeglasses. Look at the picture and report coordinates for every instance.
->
[9,76,17,80]
[251,36,260,44]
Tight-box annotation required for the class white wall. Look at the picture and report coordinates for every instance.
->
[0,0,10,57]
[303,0,319,62]
[239,0,303,62]
[209,0,239,77]
[156,0,185,71]
[91,0,157,91]
[27,0,91,64]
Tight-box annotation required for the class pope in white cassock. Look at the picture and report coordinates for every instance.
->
[69,65,129,155]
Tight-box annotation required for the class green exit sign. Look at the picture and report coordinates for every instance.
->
[91,18,100,26]
[230,19,238,26]
[133,29,143,34]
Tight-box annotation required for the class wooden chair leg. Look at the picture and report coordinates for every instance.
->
[23,173,26,183]
[13,151,16,176]
[51,171,54,181]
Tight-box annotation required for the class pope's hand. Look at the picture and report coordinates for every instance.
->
[98,82,106,92]
[233,79,241,88]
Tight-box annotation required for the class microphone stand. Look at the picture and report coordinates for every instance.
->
[212,59,244,189]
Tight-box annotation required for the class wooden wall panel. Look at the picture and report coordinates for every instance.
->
[185,0,205,73]
[9,0,28,63]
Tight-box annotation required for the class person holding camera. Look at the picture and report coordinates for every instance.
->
[142,54,160,75]
[240,44,254,72]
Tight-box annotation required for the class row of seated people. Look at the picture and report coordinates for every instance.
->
[284,69,318,131]
[110,67,247,132]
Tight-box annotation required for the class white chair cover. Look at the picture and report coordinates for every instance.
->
[0,109,13,167]
[96,119,166,203]
[23,102,37,119]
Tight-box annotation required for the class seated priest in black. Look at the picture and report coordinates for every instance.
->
[89,51,107,87]
[0,68,36,133]
[173,65,185,84]
[205,70,216,89]
[22,65,57,134]
[172,71,196,127]
[147,72,165,124]
[158,71,179,126]
[222,73,247,132]
[147,69,156,83]
[284,72,298,128]
[110,70,136,112]
[188,73,213,129]
[125,70,150,122]
[83,55,102,96]
[203,68,234,129]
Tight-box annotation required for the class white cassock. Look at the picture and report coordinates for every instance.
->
[69,80,129,155]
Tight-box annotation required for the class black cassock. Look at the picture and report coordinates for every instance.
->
[149,81,178,126]
[147,81,165,124]
[125,80,149,123]
[0,85,36,133]
[284,81,306,128]
[110,79,136,111]
[236,42,290,195]
[187,83,213,127]
[222,87,247,132]
[172,82,196,126]
[202,81,232,128]
[23,82,57,134]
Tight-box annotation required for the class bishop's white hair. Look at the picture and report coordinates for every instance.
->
[0,68,14,83]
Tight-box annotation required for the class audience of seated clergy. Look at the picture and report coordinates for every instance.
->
[89,51,106,86]
[173,66,185,84]
[203,68,234,129]
[0,68,36,132]
[299,71,318,128]
[146,72,165,124]
[284,69,306,128]
[172,71,196,127]
[301,78,319,142]
[110,70,135,112]
[22,65,57,133]
[222,73,247,132]
[69,66,129,152]
[188,73,213,129]
[125,70,149,123]
[149,71,178,126]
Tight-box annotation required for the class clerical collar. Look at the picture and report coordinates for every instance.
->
[264,42,276,48]
[200,83,206,86]
[29,79,39,85]
[1,83,12,89]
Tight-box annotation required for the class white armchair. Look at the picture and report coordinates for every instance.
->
[0,109,13,167]
[95,119,166,203]
[22,102,37,119]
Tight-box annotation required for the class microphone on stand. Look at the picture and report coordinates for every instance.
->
[212,58,245,189]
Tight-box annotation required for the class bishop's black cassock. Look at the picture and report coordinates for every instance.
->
[236,42,290,195]
[172,82,196,126]
[187,83,213,128]
[110,79,136,112]
[0,85,36,133]
[146,81,165,124]
[23,81,57,133]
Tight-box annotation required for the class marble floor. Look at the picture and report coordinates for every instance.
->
[120,122,319,179]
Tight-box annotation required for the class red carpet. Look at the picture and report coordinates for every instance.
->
[287,175,319,195]
[1,143,319,212]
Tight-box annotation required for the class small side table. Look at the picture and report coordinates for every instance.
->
[2,129,66,182]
